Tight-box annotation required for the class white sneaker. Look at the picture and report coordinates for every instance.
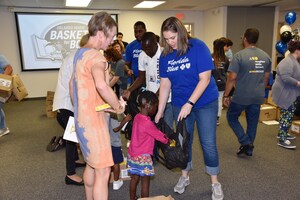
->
[174,176,190,194]
[113,179,123,190]
[0,128,10,137]
[212,183,224,200]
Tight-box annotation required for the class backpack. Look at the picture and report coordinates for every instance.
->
[156,118,189,169]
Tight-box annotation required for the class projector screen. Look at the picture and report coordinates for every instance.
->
[15,12,117,71]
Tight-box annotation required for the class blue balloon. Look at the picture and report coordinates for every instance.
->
[285,11,297,25]
[275,41,287,55]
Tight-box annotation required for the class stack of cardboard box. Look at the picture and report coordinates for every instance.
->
[0,74,28,103]
[46,91,56,118]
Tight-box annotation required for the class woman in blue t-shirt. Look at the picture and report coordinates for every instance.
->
[154,17,224,200]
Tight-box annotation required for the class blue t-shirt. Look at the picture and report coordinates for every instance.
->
[160,38,218,108]
[125,40,142,77]
[0,55,9,74]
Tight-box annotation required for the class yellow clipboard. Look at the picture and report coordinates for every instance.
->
[95,103,111,111]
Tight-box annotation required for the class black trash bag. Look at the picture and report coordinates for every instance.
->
[156,118,189,169]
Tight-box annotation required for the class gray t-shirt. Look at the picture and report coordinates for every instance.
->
[111,59,128,90]
[229,47,271,105]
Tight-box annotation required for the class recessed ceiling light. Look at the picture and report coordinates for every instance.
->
[134,1,165,9]
[66,0,92,7]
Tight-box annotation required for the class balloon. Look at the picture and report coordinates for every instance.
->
[275,41,287,55]
[280,25,292,34]
[285,11,297,25]
[280,31,292,43]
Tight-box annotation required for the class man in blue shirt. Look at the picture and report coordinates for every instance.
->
[125,21,146,80]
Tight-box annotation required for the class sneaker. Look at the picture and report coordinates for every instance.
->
[277,140,296,149]
[0,128,10,137]
[113,179,123,190]
[212,183,224,200]
[216,117,220,126]
[277,133,296,140]
[174,176,190,194]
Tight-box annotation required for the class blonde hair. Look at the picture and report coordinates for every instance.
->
[79,33,89,47]
[88,11,117,37]
[160,17,190,57]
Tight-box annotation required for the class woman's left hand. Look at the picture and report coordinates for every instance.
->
[177,103,192,121]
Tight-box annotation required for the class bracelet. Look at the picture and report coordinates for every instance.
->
[187,100,194,106]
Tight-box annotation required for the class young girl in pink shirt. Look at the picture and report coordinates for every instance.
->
[127,91,170,200]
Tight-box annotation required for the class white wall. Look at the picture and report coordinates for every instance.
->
[1,7,213,98]
[203,7,227,51]
[118,10,204,43]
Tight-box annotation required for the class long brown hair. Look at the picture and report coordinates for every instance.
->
[105,47,123,62]
[212,38,226,68]
[160,17,191,57]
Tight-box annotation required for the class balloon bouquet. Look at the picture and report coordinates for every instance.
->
[275,11,299,55]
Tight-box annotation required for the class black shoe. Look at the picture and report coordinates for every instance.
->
[246,144,254,156]
[65,176,84,186]
[237,144,253,156]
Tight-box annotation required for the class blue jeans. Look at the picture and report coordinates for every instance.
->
[164,102,174,130]
[0,102,6,129]
[173,99,220,175]
[227,102,260,145]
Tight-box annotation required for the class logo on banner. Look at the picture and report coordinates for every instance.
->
[32,21,88,61]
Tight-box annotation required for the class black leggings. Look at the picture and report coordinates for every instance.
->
[56,109,79,176]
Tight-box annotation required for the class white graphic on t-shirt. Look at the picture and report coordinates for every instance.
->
[167,56,190,72]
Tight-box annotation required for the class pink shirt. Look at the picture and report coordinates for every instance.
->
[128,113,168,157]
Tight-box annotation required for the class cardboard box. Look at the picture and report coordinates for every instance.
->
[138,195,174,200]
[45,91,56,118]
[0,74,13,91]
[259,104,277,122]
[267,90,277,107]
[0,90,12,103]
[11,74,28,101]
[291,120,300,135]
[110,158,131,183]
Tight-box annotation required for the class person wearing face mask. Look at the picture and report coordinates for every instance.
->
[154,17,223,200]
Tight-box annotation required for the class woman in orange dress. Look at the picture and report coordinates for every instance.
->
[70,12,125,200]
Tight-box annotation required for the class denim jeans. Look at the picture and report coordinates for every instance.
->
[0,102,6,129]
[173,99,220,175]
[226,102,260,145]
[164,102,174,130]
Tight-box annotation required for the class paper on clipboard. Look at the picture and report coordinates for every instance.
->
[63,116,78,143]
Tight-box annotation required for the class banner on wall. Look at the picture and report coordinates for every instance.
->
[15,13,117,71]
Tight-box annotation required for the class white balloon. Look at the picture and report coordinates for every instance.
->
[280,25,292,34]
